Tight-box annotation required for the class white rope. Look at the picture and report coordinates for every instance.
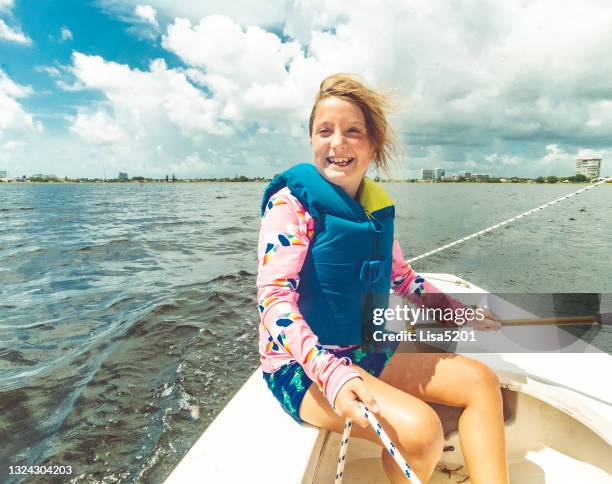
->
[335,403,422,484]
[334,419,352,483]
[407,176,612,264]
[417,274,472,288]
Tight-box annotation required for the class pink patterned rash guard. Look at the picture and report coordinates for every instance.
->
[256,186,463,408]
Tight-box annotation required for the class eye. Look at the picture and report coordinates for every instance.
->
[317,128,331,136]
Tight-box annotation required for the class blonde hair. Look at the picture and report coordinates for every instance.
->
[308,73,397,175]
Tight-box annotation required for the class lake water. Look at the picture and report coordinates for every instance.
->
[1,182,611,483]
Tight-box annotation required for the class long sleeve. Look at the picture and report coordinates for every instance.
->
[257,187,361,408]
[390,238,465,323]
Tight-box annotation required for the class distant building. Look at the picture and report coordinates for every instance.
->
[118,172,128,180]
[0,170,6,178]
[456,171,471,179]
[473,173,490,180]
[433,168,445,180]
[421,169,433,180]
[576,158,601,179]
[32,174,58,180]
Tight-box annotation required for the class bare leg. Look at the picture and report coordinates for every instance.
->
[299,365,444,483]
[379,349,509,484]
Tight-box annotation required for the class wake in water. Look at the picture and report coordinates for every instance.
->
[1,270,260,484]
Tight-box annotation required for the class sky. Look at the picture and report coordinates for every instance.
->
[0,0,611,179]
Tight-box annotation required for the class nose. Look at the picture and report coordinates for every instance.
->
[330,130,346,152]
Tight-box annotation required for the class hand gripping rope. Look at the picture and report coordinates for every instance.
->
[335,176,611,483]
[335,403,422,484]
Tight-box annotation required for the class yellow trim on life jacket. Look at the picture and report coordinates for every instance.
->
[357,177,394,215]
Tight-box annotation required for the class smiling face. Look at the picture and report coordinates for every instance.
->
[310,96,374,199]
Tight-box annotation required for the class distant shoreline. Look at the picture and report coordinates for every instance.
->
[2,179,610,185]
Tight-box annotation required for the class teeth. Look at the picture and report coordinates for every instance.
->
[327,157,354,166]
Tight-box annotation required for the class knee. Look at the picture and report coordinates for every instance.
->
[469,361,502,403]
[474,362,501,393]
[396,405,444,461]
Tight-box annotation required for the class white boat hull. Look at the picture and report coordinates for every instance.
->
[165,274,612,484]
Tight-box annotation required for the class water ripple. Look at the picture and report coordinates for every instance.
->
[0,182,610,483]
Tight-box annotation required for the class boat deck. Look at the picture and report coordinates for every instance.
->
[314,388,612,483]
[165,274,612,484]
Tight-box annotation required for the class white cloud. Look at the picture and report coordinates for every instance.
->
[535,144,610,168]
[2,139,26,150]
[12,1,612,178]
[537,144,571,166]
[60,27,73,41]
[0,18,31,44]
[531,144,612,176]
[99,0,289,27]
[69,53,228,136]
[479,145,612,178]
[163,16,296,83]
[157,3,610,175]
[0,70,42,169]
[0,69,40,133]
[162,15,320,125]
[134,4,158,27]
[56,79,86,91]
[0,0,13,12]
[0,70,31,98]
[69,110,127,144]
[486,153,521,166]
[53,52,246,176]
[35,65,61,77]
[169,152,217,175]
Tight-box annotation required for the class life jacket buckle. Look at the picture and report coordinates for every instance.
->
[360,260,385,283]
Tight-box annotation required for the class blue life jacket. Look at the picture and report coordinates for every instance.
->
[261,163,395,345]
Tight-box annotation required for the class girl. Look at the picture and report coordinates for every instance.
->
[257,74,509,483]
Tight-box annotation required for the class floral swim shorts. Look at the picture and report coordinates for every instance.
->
[262,338,399,424]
